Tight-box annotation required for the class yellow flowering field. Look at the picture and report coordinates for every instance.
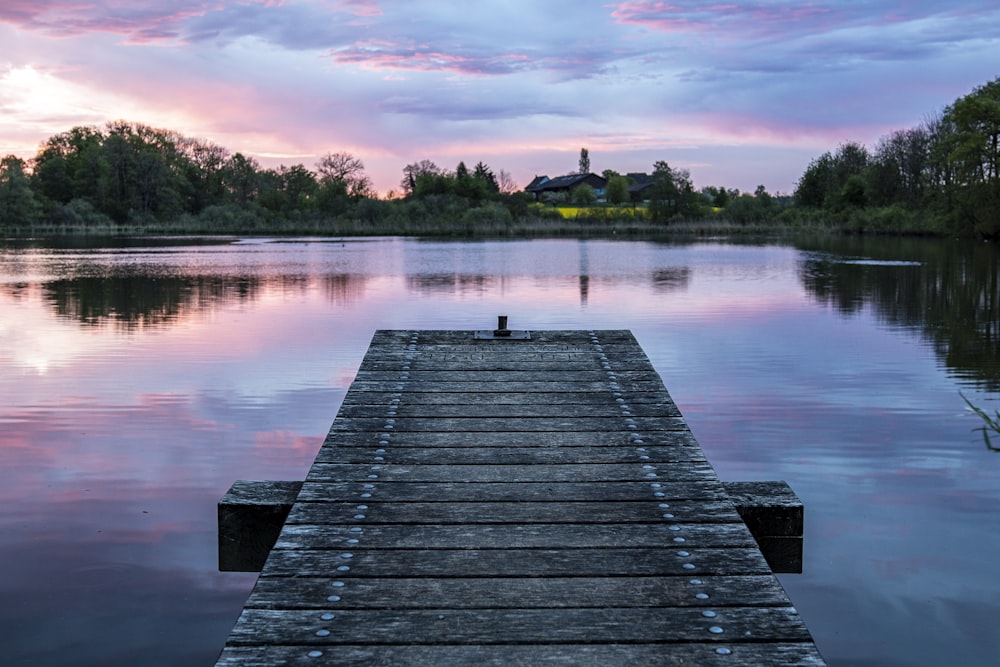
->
[555,206,650,219]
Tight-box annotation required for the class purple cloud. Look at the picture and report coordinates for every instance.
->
[330,39,536,76]
[328,38,615,81]
[0,1,216,42]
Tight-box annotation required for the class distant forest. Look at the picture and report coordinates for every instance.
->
[0,76,998,237]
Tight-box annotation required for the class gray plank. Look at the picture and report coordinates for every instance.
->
[335,402,682,418]
[273,522,756,549]
[355,370,660,384]
[261,547,771,577]
[320,430,699,449]
[327,416,688,432]
[340,390,681,406]
[284,500,742,525]
[314,445,706,464]
[217,643,827,666]
[242,575,792,609]
[295,481,727,502]
[224,606,813,645]
[374,361,660,372]
[304,462,715,483]
[344,380,671,393]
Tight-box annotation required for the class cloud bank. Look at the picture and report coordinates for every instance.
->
[1,0,998,194]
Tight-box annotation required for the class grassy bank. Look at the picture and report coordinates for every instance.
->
[1,212,842,240]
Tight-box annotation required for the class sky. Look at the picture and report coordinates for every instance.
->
[1,1,998,196]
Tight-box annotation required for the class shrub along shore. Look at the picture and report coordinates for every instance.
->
[0,204,844,240]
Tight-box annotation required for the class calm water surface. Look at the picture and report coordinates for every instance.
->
[1,236,998,666]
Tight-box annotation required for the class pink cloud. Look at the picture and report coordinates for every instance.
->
[337,0,382,17]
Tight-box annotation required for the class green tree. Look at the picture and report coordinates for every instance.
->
[794,142,869,213]
[944,77,1000,235]
[177,137,230,213]
[29,122,233,222]
[92,121,197,221]
[648,161,679,222]
[795,152,834,208]
[473,162,499,193]
[453,161,491,202]
[867,127,931,208]
[412,170,454,198]
[0,155,41,225]
[400,160,441,196]
[258,164,317,215]
[31,125,105,206]
[701,185,737,208]
[648,160,698,221]
[578,147,590,175]
[605,175,630,205]
[571,183,597,205]
[222,153,262,207]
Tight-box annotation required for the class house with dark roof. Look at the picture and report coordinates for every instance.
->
[626,172,656,202]
[525,173,607,200]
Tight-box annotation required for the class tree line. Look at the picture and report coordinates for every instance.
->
[0,121,524,231]
[1,76,997,236]
[792,76,1000,236]
[0,121,374,227]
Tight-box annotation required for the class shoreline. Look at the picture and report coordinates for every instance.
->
[0,216,887,241]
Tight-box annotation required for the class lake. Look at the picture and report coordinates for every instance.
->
[1,235,998,666]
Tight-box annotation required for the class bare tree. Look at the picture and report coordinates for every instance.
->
[316,152,373,197]
[496,169,518,194]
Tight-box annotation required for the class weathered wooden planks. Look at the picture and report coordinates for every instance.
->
[216,329,825,665]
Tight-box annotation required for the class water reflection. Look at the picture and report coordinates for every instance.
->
[41,275,262,329]
[407,273,498,295]
[3,234,998,393]
[2,273,376,331]
[797,237,1000,389]
[1,236,998,666]
[651,267,691,292]
[322,274,370,304]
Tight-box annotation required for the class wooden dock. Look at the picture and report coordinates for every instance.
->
[216,329,825,665]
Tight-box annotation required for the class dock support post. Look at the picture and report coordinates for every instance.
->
[723,480,804,573]
[218,480,302,572]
